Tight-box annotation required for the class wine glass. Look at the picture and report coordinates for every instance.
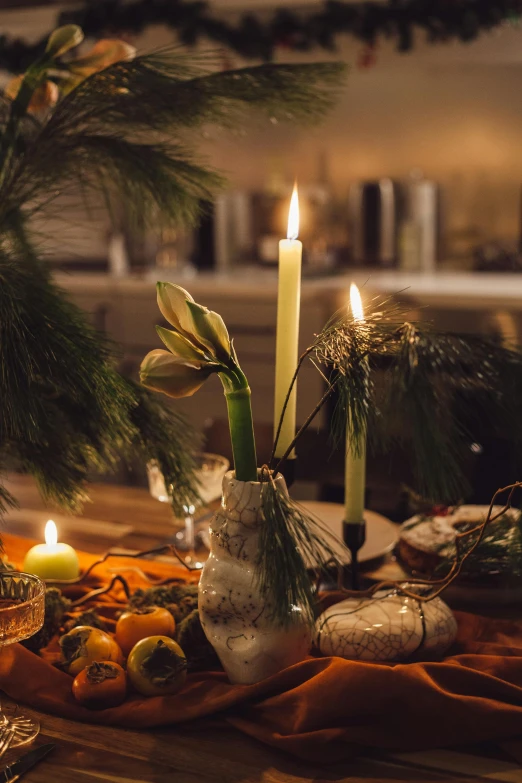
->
[0,572,45,746]
[147,452,230,555]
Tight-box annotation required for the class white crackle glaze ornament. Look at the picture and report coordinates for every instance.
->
[316,588,457,662]
[198,471,311,684]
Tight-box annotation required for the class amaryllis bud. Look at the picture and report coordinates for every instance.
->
[68,39,136,77]
[45,25,84,59]
[186,301,231,363]
[156,282,196,335]
[155,325,207,364]
[5,76,59,114]
[140,349,213,399]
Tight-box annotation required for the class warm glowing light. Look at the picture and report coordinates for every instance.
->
[45,519,58,547]
[286,183,299,240]
[350,283,364,322]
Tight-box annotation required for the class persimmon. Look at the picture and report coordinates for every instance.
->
[72,661,127,709]
[127,636,187,696]
[116,606,175,656]
[60,626,123,676]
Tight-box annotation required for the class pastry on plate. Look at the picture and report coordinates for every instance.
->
[398,504,522,582]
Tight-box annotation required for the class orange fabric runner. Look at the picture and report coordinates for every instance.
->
[1,533,522,762]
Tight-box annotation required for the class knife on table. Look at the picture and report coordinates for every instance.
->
[0,743,55,782]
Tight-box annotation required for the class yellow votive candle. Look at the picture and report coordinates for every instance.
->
[344,283,367,525]
[23,520,80,581]
[274,184,302,459]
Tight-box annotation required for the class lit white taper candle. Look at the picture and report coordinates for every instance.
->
[344,283,367,525]
[273,184,302,459]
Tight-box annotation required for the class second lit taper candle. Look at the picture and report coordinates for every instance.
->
[274,185,302,459]
[344,283,367,525]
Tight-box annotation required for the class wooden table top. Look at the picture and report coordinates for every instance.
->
[1,474,521,783]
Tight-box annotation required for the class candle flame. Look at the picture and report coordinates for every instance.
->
[287,183,299,240]
[45,519,58,547]
[350,283,365,322]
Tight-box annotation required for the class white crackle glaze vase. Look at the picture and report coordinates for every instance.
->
[316,587,457,662]
[198,470,312,684]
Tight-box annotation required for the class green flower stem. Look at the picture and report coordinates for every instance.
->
[219,367,257,482]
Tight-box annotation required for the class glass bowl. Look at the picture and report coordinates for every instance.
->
[0,572,45,746]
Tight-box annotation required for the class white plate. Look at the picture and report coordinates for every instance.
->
[199,501,398,564]
[300,501,398,564]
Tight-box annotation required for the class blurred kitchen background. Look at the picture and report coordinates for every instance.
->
[4,0,522,515]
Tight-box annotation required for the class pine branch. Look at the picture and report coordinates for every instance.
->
[375,323,522,501]
[0,52,346,234]
[47,54,346,133]
[124,382,203,516]
[0,235,200,516]
[258,473,344,626]
[12,134,223,232]
[274,297,522,504]
[0,482,17,519]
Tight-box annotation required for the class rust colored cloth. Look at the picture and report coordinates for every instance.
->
[2,533,522,762]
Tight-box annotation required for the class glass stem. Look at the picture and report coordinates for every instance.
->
[184,511,195,550]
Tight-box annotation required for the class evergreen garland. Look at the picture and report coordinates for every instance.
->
[0,0,520,72]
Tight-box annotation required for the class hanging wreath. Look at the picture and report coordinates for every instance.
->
[0,1,520,72]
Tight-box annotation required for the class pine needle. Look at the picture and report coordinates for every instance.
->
[0,45,347,519]
[0,52,346,234]
[301,300,522,504]
[258,472,344,627]
[0,237,200,516]
[125,382,202,515]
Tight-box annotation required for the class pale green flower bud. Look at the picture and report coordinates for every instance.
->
[186,301,231,363]
[156,282,196,337]
[155,325,207,364]
[45,25,84,59]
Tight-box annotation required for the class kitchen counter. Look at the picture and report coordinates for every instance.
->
[54,269,522,311]
[55,268,522,431]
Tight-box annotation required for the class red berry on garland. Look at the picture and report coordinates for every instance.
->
[357,44,378,70]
